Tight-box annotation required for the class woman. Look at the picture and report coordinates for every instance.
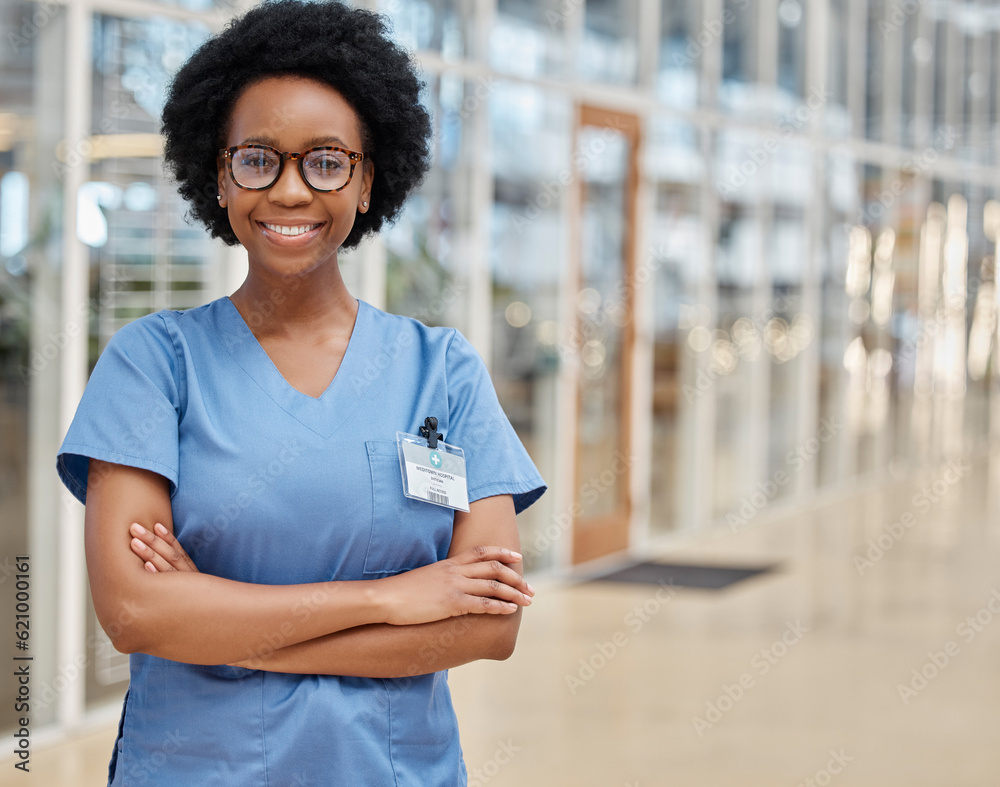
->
[56,2,546,784]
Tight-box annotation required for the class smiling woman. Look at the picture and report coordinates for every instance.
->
[217,77,373,291]
[54,2,546,785]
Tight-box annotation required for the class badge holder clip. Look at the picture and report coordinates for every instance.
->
[396,416,469,512]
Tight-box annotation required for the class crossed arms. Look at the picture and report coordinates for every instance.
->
[85,459,533,677]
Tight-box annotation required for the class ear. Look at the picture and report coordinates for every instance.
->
[357,160,374,213]
[216,162,228,209]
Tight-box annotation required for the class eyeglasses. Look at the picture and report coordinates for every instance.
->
[219,144,365,192]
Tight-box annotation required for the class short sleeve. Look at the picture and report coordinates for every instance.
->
[56,313,183,505]
[444,331,546,514]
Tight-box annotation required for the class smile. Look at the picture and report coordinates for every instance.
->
[260,222,322,236]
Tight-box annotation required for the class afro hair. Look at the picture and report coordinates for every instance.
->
[161,0,432,250]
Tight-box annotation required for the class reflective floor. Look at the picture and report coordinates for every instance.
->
[6,449,1000,786]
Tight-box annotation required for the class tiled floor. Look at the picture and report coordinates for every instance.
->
[6,450,1000,785]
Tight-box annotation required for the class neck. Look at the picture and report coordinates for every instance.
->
[229,258,358,340]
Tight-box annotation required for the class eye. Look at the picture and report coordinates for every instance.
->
[305,152,347,173]
[237,149,278,170]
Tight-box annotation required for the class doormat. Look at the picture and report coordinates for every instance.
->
[589,561,777,591]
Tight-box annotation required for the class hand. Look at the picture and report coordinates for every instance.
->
[378,546,534,626]
[128,522,200,574]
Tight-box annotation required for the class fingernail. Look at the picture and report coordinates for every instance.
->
[154,523,168,536]
[131,537,146,550]
[144,561,156,573]
[130,523,146,535]
[526,582,535,594]
[523,594,532,605]
[509,551,523,560]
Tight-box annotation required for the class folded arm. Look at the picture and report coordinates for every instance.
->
[227,495,528,676]
[87,460,530,666]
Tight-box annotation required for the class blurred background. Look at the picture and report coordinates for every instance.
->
[2,0,1000,784]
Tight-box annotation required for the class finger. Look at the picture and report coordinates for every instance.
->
[463,595,520,615]
[451,545,523,566]
[128,523,175,571]
[460,560,534,596]
[130,536,178,573]
[152,523,198,571]
[129,522,188,570]
[463,578,532,606]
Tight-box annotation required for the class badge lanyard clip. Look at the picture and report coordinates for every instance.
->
[419,416,442,449]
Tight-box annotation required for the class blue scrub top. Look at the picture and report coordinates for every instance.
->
[57,296,546,787]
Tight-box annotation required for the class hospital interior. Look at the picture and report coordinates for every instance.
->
[2,0,1000,784]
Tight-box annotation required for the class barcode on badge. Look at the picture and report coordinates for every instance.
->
[427,491,450,506]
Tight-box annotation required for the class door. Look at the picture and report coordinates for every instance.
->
[570,106,640,564]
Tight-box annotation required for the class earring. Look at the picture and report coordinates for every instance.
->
[363,201,368,207]
[217,195,222,201]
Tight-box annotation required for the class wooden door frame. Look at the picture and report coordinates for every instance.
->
[570,105,641,565]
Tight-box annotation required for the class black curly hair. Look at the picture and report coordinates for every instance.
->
[161,0,432,250]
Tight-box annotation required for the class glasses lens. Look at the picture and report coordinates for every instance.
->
[231,146,281,188]
[302,149,352,191]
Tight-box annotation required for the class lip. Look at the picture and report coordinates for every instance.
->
[256,220,325,245]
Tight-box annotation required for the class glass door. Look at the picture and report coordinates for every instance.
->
[571,106,639,564]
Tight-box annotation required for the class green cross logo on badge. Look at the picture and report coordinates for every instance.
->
[429,450,442,468]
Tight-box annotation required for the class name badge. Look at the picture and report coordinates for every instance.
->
[396,432,470,512]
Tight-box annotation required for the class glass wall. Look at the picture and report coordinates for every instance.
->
[488,82,567,571]
[4,0,1000,738]
[648,115,701,534]
[0,0,36,734]
[384,72,471,331]
[658,0,702,109]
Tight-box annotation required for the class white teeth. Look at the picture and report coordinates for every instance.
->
[263,223,319,236]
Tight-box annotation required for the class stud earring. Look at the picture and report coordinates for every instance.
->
[363,201,368,207]
[217,195,222,201]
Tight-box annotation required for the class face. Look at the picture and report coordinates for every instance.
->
[217,75,374,277]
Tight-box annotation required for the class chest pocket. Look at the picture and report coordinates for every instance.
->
[363,440,455,576]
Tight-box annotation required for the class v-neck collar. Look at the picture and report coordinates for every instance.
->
[213,295,371,439]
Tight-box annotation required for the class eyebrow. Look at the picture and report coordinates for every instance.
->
[240,135,354,149]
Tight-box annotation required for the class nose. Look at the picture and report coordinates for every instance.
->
[267,157,313,206]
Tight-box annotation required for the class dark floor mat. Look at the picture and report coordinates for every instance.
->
[589,561,777,590]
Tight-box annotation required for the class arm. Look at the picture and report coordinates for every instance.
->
[88,460,530,665]
[228,494,529,676]
[133,493,530,676]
